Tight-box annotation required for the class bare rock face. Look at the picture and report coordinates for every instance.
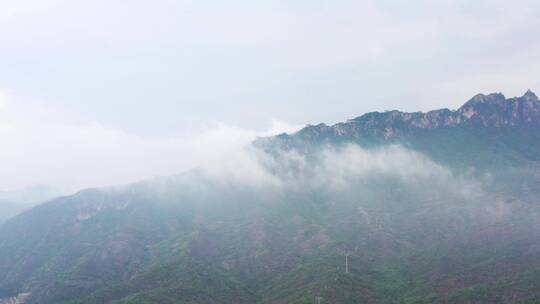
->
[457,90,540,127]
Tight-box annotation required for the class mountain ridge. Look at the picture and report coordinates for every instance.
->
[263,91,540,145]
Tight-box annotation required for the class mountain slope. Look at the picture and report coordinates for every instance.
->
[1,91,540,303]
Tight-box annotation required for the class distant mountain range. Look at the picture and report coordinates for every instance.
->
[1,91,540,304]
[0,185,58,224]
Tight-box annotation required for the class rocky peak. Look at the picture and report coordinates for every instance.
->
[523,89,538,101]
[459,92,506,109]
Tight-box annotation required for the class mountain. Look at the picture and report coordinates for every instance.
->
[257,90,540,196]
[1,91,540,304]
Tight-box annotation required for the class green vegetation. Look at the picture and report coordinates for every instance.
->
[2,110,540,303]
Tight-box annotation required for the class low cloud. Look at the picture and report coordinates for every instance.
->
[194,141,485,206]
[0,89,300,195]
[0,89,483,206]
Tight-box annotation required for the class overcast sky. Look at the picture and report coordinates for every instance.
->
[1,0,540,194]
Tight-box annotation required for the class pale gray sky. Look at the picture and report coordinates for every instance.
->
[1,0,540,193]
